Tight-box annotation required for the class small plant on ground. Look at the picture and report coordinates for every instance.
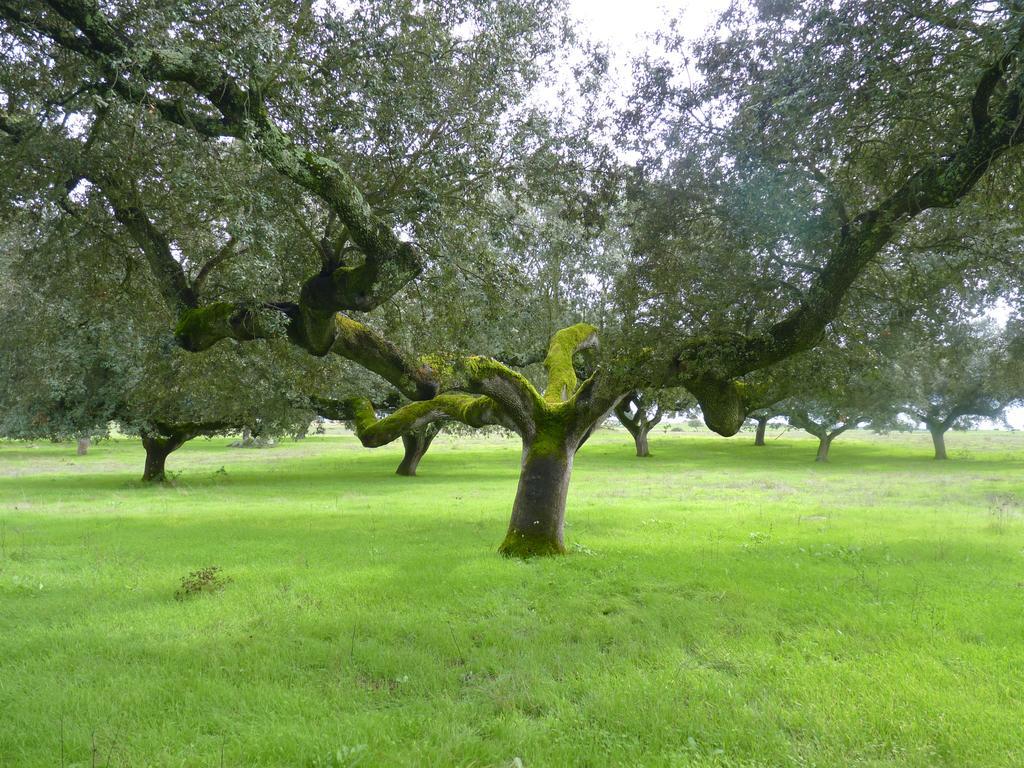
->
[174,566,231,601]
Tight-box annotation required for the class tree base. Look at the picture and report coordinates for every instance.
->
[498,529,565,558]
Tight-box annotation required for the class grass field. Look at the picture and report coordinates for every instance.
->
[1,427,1023,767]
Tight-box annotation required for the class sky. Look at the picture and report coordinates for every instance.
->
[566,0,732,96]
[568,0,730,52]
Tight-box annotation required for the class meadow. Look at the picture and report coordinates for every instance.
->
[1,427,1022,767]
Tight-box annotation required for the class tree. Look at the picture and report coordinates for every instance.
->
[614,392,663,457]
[0,216,329,482]
[0,222,139,449]
[749,413,771,447]
[614,389,693,457]
[893,317,1023,460]
[3,1,1024,554]
[346,324,603,556]
[396,425,442,477]
[121,343,323,482]
[774,337,901,462]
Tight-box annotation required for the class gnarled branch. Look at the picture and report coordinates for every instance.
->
[348,393,514,447]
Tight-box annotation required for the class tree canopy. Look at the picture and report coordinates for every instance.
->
[3,0,1024,554]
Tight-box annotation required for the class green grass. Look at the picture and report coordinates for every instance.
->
[1,428,1023,767]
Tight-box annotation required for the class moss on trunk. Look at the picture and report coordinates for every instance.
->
[499,421,575,557]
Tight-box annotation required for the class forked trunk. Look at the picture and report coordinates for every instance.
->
[930,427,948,460]
[754,416,768,447]
[815,435,831,462]
[76,437,90,456]
[141,433,189,482]
[499,438,574,558]
[396,429,436,476]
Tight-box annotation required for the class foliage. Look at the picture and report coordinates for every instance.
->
[889,312,1024,432]
[0,223,330,443]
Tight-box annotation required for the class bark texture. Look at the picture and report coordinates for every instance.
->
[499,440,573,557]
[76,437,90,456]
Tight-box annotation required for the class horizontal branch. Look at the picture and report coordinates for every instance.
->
[348,393,514,447]
[669,21,1024,435]
[175,306,438,401]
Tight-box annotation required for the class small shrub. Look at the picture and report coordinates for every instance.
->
[174,566,231,601]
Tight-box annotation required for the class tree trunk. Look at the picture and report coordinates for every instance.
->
[499,438,574,558]
[634,427,650,457]
[815,435,831,462]
[930,427,948,460]
[754,416,768,446]
[141,433,189,482]
[76,436,90,456]
[396,428,437,476]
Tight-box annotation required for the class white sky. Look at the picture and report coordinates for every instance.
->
[567,0,731,99]
[569,0,730,52]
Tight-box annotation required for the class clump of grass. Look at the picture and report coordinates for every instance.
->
[174,565,231,601]
[986,493,1019,534]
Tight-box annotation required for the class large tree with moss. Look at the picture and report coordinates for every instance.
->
[3,1,1024,555]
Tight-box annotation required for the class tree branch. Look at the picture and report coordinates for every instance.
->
[348,393,515,447]
[671,20,1024,435]
[542,323,599,403]
[21,0,425,312]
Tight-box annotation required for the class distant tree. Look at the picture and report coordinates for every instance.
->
[614,392,662,458]
[0,222,330,482]
[396,425,443,477]
[749,413,771,447]
[614,389,693,457]
[0,229,136,450]
[893,317,1024,460]
[121,344,323,482]
[775,340,900,462]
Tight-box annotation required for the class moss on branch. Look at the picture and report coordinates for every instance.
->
[543,323,599,403]
[684,376,748,437]
[174,304,243,351]
[348,393,506,448]
[332,315,438,400]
